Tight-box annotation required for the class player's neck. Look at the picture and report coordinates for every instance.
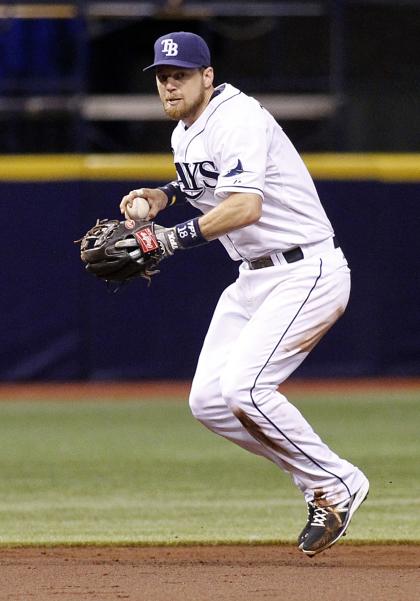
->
[183,86,215,128]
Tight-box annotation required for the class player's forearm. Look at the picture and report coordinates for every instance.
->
[154,193,262,257]
[198,193,262,241]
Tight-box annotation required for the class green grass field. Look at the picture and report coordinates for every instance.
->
[0,389,418,546]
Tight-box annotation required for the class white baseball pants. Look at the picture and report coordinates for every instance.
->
[189,244,366,504]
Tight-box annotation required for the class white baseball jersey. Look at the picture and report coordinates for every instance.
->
[171,83,334,261]
[170,83,368,519]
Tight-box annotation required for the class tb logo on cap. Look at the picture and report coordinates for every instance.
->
[161,39,178,57]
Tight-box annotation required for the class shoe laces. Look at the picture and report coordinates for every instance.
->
[310,496,350,527]
[306,500,316,519]
[310,506,330,527]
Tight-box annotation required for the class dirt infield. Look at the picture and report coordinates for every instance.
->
[0,545,418,601]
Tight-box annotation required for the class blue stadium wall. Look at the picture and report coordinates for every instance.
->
[1,154,419,381]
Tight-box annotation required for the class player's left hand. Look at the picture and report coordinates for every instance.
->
[76,218,164,284]
[115,223,179,261]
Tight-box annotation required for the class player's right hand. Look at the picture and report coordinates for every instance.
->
[120,188,168,220]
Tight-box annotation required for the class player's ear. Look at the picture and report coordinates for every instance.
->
[202,66,214,88]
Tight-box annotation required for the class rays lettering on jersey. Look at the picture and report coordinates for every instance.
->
[175,161,219,200]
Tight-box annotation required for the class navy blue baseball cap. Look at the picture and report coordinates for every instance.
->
[143,32,211,71]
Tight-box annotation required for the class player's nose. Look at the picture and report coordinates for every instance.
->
[164,77,177,90]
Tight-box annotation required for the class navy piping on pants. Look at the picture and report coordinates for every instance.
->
[249,259,352,498]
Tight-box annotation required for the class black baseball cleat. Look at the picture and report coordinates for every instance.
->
[297,500,316,546]
[298,477,369,556]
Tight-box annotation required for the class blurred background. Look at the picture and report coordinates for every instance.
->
[0,0,419,381]
[1,0,419,153]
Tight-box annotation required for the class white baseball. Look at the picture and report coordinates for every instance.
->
[125,196,150,220]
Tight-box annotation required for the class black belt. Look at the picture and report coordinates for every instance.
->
[248,237,339,270]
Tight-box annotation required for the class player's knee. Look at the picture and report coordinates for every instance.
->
[221,371,276,415]
[188,384,210,423]
[220,371,249,411]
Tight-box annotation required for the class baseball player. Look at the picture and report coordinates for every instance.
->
[120,31,369,556]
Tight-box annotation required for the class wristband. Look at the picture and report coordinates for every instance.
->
[158,182,187,206]
[174,217,208,249]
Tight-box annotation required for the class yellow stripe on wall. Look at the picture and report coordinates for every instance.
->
[304,154,420,182]
[0,154,419,182]
[0,154,176,182]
